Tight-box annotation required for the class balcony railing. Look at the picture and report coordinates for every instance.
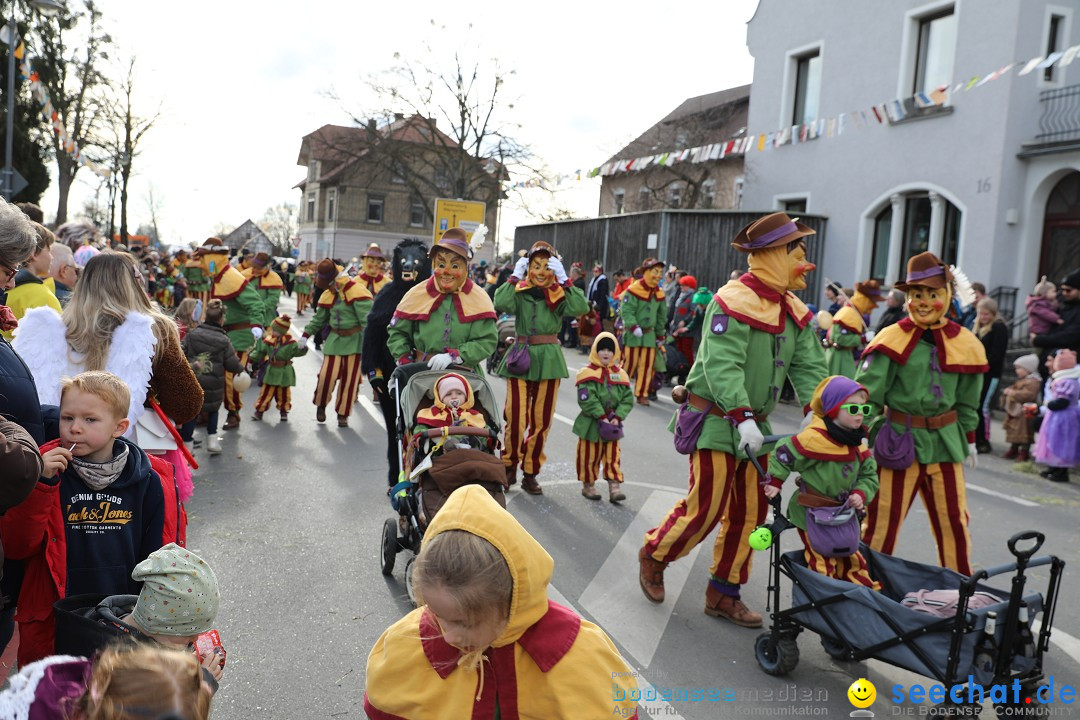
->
[1035,83,1080,143]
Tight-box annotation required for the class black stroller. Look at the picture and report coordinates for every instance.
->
[486,313,516,374]
[748,453,1065,717]
[379,363,505,602]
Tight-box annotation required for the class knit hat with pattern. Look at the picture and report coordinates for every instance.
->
[131,544,220,637]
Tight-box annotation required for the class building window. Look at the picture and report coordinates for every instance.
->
[792,51,821,126]
[781,197,807,214]
[702,180,716,209]
[1045,14,1065,83]
[306,192,315,222]
[326,188,336,222]
[367,196,384,224]
[308,159,317,181]
[638,187,651,211]
[734,177,744,210]
[913,8,957,95]
[410,197,426,227]
[901,195,933,263]
[613,189,625,214]
[392,161,406,184]
[871,206,892,282]
[668,185,682,209]
[940,201,961,267]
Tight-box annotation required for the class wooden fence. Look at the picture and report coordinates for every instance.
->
[513,209,828,301]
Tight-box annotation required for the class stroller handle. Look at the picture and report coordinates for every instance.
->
[1007,530,1044,561]
[420,427,499,439]
[972,554,1056,582]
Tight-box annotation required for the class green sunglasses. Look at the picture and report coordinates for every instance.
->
[839,403,874,415]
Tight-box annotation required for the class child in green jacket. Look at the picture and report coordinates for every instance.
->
[573,332,634,503]
[249,314,308,422]
[763,375,880,590]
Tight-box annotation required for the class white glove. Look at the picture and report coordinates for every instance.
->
[513,257,529,279]
[800,411,814,429]
[427,353,455,371]
[251,327,264,340]
[966,443,978,470]
[738,419,764,456]
[632,327,644,338]
[548,256,568,284]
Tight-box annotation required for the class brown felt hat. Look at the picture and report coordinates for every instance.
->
[430,227,472,260]
[314,258,340,290]
[894,252,953,292]
[252,252,272,268]
[361,243,385,260]
[855,279,884,303]
[526,241,559,261]
[732,212,815,253]
[192,237,228,257]
[634,257,665,275]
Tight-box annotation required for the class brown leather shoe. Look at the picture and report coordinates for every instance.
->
[316,406,326,423]
[521,473,543,495]
[251,410,263,421]
[505,465,518,487]
[337,414,349,427]
[280,412,288,422]
[704,588,763,628]
[638,547,666,603]
[608,480,626,503]
[636,396,650,406]
[581,482,601,500]
[223,412,240,430]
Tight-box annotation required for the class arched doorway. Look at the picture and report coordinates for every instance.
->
[1041,171,1080,282]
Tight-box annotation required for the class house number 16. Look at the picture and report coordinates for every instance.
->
[976,178,992,193]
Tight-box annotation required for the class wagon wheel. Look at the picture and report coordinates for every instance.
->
[754,632,800,676]
[380,518,398,576]
[820,636,850,660]
[404,555,417,606]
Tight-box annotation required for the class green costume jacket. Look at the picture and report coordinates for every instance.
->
[669,276,827,458]
[304,280,373,356]
[294,273,313,294]
[767,420,879,531]
[619,280,667,348]
[183,264,209,293]
[494,281,588,381]
[855,318,988,464]
[387,278,498,371]
[210,265,265,353]
[245,270,284,326]
[572,365,634,442]
[249,335,308,387]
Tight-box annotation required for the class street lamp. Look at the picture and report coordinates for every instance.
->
[3,0,64,201]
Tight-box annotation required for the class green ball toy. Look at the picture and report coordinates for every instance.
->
[748,526,774,551]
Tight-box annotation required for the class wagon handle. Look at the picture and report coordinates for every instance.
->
[1007,530,1044,562]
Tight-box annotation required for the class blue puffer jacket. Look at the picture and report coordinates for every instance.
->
[0,336,44,444]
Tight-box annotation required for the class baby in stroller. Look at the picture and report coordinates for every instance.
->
[413,373,494,449]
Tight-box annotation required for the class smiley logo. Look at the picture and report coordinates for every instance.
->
[847,678,876,709]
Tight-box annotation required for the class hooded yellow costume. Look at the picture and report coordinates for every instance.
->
[364,486,638,719]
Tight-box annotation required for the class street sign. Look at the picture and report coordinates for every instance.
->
[433,198,486,245]
[1,168,28,200]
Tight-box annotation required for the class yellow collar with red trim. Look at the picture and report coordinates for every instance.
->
[317,278,373,308]
[832,305,866,335]
[625,279,664,302]
[792,417,868,462]
[575,363,630,386]
[514,279,566,309]
[863,318,988,373]
[714,273,812,335]
[393,277,497,322]
[415,406,488,430]
[211,265,250,301]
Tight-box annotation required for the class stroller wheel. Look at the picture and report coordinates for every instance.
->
[820,636,850,661]
[754,632,799,676]
[404,556,417,605]
[380,519,399,576]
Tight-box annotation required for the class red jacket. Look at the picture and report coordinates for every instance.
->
[0,438,186,664]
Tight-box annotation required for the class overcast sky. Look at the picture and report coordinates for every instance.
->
[38,0,757,251]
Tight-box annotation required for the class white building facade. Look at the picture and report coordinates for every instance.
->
[743,0,1080,304]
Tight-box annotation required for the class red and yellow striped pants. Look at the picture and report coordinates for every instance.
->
[296,292,311,314]
[797,529,881,590]
[223,350,250,412]
[255,384,292,412]
[642,449,767,586]
[313,353,363,417]
[863,462,972,575]
[502,378,560,475]
[576,438,624,484]
[623,346,657,399]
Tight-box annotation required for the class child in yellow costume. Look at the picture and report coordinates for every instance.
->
[413,373,494,450]
[364,485,639,720]
[573,332,634,503]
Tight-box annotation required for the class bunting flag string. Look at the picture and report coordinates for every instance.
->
[15,46,111,179]
[580,42,1080,179]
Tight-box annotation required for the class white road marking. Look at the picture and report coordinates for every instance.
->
[579,489,700,669]
[965,483,1039,508]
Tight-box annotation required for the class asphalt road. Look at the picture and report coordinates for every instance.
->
[186,317,1080,719]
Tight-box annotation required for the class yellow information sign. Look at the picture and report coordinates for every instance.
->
[433,198,487,244]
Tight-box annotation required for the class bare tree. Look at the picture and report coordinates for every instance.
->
[258,202,297,256]
[29,0,111,224]
[144,181,163,246]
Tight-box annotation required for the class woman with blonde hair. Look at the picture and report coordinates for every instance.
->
[973,296,1008,453]
[0,644,212,719]
[14,251,203,440]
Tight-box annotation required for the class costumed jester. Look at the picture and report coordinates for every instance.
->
[248,313,308,422]
[823,279,884,378]
[638,211,826,627]
[619,257,668,405]
[855,252,987,576]
[387,227,497,372]
[182,250,210,307]
[358,243,390,296]
[293,260,314,315]
[495,240,589,495]
[361,238,432,487]
[242,252,285,327]
[573,331,634,503]
[302,259,374,427]
[192,237,266,430]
